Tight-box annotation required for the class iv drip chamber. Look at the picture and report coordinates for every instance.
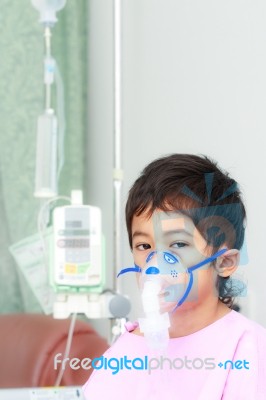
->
[34,110,58,198]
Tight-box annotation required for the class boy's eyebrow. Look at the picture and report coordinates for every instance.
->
[162,229,193,237]
[132,231,151,239]
[132,229,193,240]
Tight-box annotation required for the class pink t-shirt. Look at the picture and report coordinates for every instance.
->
[83,310,266,400]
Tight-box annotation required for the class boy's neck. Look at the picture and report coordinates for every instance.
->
[168,300,231,338]
[130,300,231,338]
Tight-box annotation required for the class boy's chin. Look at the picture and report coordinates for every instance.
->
[159,300,177,314]
[159,300,197,313]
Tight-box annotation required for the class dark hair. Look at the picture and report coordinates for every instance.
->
[125,154,246,308]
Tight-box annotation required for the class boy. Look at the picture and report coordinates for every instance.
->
[83,154,266,399]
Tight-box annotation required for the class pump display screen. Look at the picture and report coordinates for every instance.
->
[57,239,90,248]
[65,220,82,228]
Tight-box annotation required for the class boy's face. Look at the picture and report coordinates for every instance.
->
[131,209,221,312]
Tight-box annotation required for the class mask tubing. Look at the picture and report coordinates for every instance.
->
[117,266,141,277]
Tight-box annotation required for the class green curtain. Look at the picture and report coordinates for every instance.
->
[0,0,88,312]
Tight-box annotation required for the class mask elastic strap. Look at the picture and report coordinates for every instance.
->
[171,247,228,313]
[187,248,228,273]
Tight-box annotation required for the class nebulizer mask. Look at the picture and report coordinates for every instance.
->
[118,247,227,351]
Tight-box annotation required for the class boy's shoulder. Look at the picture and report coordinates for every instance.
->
[229,310,266,341]
[232,309,266,328]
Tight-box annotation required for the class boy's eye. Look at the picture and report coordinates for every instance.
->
[136,243,151,251]
[170,242,187,248]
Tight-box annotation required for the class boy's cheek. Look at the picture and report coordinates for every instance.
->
[188,269,219,300]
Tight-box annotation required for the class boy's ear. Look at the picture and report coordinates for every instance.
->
[215,249,240,277]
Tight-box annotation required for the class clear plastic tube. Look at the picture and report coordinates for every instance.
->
[54,59,65,181]
[34,43,65,198]
[54,312,77,386]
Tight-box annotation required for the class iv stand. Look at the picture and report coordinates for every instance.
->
[111,0,126,342]
[113,0,123,295]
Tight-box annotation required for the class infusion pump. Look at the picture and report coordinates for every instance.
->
[52,204,104,292]
[50,200,130,320]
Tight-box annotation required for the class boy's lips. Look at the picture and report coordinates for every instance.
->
[158,290,169,298]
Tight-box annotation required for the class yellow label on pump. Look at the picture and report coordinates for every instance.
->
[65,263,77,274]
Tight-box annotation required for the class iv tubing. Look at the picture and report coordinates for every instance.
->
[113,0,122,294]
[54,59,66,180]
[54,313,77,386]
[37,195,71,275]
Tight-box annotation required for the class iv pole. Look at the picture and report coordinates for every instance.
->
[111,0,125,341]
[113,0,123,294]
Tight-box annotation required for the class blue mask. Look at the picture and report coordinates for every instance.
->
[117,248,227,312]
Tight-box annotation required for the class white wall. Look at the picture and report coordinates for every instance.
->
[87,0,266,329]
